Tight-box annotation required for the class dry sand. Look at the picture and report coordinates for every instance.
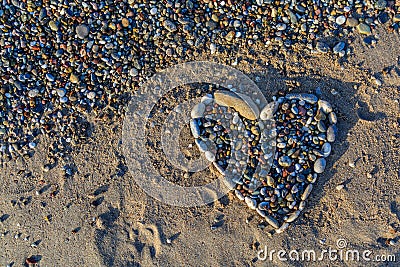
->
[0,27,399,267]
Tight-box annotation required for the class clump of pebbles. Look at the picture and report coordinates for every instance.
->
[190,92,337,232]
[0,0,399,163]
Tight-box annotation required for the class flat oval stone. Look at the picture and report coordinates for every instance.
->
[264,215,280,229]
[322,142,331,157]
[314,158,326,173]
[301,184,313,200]
[356,23,372,35]
[191,102,205,118]
[195,139,208,152]
[260,101,278,120]
[190,120,200,138]
[336,15,346,25]
[285,93,318,104]
[285,210,301,223]
[328,112,337,124]
[318,100,333,113]
[327,125,337,142]
[214,90,259,120]
[205,151,215,162]
[76,24,89,39]
[245,196,257,210]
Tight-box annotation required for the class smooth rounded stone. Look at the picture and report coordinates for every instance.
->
[213,162,226,176]
[235,190,245,201]
[28,89,39,98]
[333,42,345,53]
[314,158,326,173]
[298,201,306,211]
[129,68,139,77]
[375,0,387,10]
[328,112,337,124]
[276,23,287,31]
[191,102,205,118]
[76,24,89,39]
[232,114,240,124]
[225,31,235,41]
[214,90,259,120]
[195,139,208,152]
[301,184,313,200]
[317,121,327,132]
[70,73,79,83]
[28,142,36,149]
[245,196,257,210]
[256,208,266,218]
[87,91,96,100]
[56,88,66,97]
[285,93,318,104]
[285,210,301,223]
[276,222,289,234]
[46,73,55,82]
[336,15,346,25]
[121,18,130,27]
[318,100,333,113]
[260,101,278,120]
[49,20,58,31]
[201,95,213,105]
[316,41,329,53]
[163,20,177,32]
[205,151,215,162]
[321,143,331,157]
[356,23,372,35]
[190,120,200,138]
[278,155,292,167]
[346,17,359,27]
[327,125,337,142]
[60,97,68,103]
[264,215,280,229]
[210,43,217,54]
[150,7,158,15]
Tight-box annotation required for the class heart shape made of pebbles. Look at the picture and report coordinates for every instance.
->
[189,91,337,233]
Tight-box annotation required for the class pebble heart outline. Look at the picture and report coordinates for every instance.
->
[189,91,337,233]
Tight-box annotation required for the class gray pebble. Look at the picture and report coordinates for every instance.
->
[190,120,200,138]
[285,93,318,104]
[328,112,337,124]
[195,139,208,152]
[327,125,337,142]
[318,100,333,113]
[336,16,346,25]
[321,143,331,157]
[333,42,345,53]
[314,158,326,173]
[264,215,280,229]
[278,155,292,167]
[191,102,205,118]
[276,222,289,233]
[301,184,313,200]
[245,196,257,210]
[163,20,177,32]
[205,151,215,162]
[76,24,89,39]
[46,73,55,82]
[285,210,301,223]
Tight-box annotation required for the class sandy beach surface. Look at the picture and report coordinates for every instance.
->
[1,12,400,267]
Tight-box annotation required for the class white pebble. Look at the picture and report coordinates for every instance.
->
[150,7,158,15]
